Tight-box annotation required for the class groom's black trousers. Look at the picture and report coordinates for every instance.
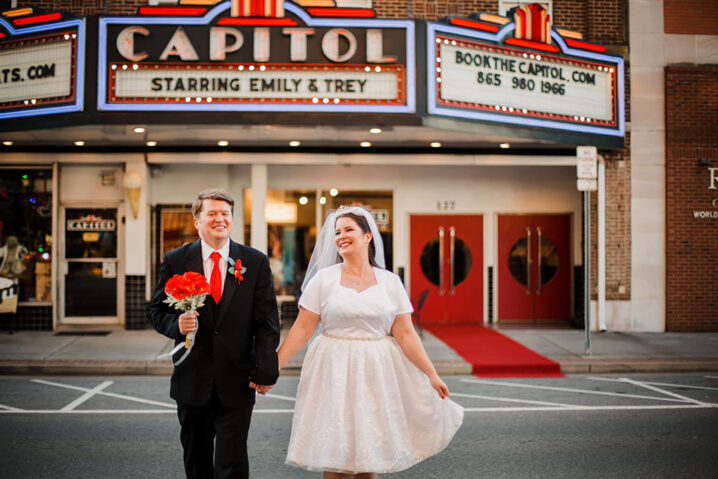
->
[177,385,253,479]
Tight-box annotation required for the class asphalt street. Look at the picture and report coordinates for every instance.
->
[2,373,717,478]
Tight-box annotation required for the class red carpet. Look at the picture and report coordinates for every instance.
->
[424,323,563,377]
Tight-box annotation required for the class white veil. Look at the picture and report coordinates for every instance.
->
[301,205,385,291]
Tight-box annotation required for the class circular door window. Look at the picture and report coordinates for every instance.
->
[420,236,472,286]
[508,236,559,287]
[508,238,529,286]
[538,238,559,287]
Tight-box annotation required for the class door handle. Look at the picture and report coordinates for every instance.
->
[525,227,531,295]
[449,226,456,296]
[438,227,445,296]
[536,227,543,295]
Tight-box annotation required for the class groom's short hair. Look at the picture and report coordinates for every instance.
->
[193,189,235,218]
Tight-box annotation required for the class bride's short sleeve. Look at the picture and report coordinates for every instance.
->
[389,272,413,315]
[298,270,322,315]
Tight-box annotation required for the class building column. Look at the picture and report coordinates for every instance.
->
[123,160,148,329]
[629,0,666,331]
[251,164,268,254]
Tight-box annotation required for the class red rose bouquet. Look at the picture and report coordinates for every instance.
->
[164,271,211,349]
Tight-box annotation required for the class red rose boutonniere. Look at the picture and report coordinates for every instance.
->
[227,257,247,284]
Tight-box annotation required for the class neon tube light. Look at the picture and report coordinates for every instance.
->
[13,13,62,26]
[307,8,375,18]
[564,38,606,53]
[449,17,499,33]
[139,7,208,16]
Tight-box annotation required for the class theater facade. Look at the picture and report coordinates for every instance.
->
[0,1,714,333]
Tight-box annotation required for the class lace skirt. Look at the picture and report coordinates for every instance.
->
[285,333,464,474]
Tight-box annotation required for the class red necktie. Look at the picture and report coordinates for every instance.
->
[210,251,222,304]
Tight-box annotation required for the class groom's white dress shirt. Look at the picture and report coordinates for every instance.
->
[200,239,229,297]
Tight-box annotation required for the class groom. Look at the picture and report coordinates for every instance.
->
[149,189,280,478]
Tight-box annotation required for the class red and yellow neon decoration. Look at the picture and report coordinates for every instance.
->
[513,3,551,44]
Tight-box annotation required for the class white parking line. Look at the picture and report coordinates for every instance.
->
[451,392,582,409]
[618,377,711,406]
[32,379,176,408]
[461,378,690,403]
[0,403,23,411]
[0,408,295,414]
[2,377,714,415]
[588,376,718,392]
[60,380,114,411]
[462,404,716,413]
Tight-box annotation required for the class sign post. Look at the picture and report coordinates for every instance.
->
[577,146,597,356]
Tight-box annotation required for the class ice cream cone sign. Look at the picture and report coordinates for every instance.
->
[122,170,144,220]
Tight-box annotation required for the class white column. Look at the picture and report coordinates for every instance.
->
[315,189,323,232]
[123,160,148,276]
[598,158,606,331]
[250,164,268,254]
[51,162,59,329]
[629,0,665,331]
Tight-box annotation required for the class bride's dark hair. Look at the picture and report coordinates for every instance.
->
[336,212,381,268]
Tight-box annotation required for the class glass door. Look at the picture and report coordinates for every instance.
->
[60,207,121,324]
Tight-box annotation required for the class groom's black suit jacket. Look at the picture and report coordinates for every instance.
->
[149,239,280,409]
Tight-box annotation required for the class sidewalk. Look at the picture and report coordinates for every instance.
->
[0,325,716,375]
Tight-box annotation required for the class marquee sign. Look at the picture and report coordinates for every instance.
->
[428,5,625,138]
[98,1,415,113]
[0,8,85,120]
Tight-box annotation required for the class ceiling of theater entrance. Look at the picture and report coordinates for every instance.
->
[0,122,569,151]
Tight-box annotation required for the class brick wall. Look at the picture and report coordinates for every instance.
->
[664,0,718,36]
[665,66,718,331]
[590,133,632,301]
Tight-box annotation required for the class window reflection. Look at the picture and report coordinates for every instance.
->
[0,168,53,303]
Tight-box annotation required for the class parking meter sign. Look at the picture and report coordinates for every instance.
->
[577,146,598,179]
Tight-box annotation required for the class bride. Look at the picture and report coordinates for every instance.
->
[269,205,463,478]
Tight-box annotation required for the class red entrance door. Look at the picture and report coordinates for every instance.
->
[498,214,571,322]
[410,215,483,323]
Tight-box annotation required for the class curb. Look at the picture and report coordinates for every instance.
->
[2,359,717,376]
[0,360,174,376]
[0,359,474,376]
[558,358,718,374]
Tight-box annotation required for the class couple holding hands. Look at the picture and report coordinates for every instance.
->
[149,189,463,478]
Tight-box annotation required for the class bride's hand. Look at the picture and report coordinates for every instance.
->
[430,374,450,399]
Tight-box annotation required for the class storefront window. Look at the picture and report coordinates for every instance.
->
[151,206,196,288]
[244,189,393,298]
[245,190,317,297]
[0,168,53,304]
[159,206,195,257]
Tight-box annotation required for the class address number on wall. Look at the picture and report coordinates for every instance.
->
[436,200,456,211]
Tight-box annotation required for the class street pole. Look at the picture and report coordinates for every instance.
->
[584,190,591,356]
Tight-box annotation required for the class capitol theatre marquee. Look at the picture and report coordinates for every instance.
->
[0,8,85,120]
[427,5,625,141]
[98,1,414,113]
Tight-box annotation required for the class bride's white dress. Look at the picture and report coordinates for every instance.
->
[286,264,464,474]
